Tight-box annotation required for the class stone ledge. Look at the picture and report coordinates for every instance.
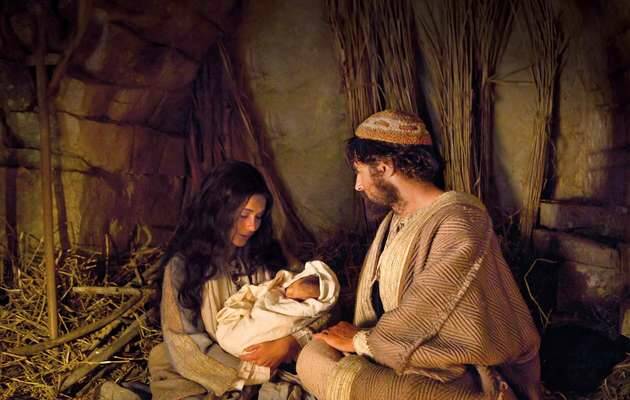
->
[55,77,116,118]
[101,5,221,62]
[56,75,190,132]
[539,200,629,240]
[533,229,621,269]
[0,147,90,172]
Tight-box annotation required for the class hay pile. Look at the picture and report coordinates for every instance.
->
[0,233,163,399]
[518,0,567,244]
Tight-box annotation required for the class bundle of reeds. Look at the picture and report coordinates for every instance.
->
[327,0,382,235]
[0,232,162,399]
[375,0,418,114]
[519,0,566,244]
[327,0,419,234]
[327,0,382,130]
[415,0,475,194]
[473,0,516,201]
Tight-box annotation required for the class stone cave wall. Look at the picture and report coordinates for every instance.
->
[0,0,236,251]
[1,0,628,293]
[491,0,630,329]
[232,0,630,233]
[234,0,355,237]
[232,0,630,328]
[494,0,630,214]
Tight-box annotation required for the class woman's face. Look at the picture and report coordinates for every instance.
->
[230,194,267,247]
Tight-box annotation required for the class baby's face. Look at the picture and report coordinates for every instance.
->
[285,278,320,301]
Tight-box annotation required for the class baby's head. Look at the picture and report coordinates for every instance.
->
[285,275,320,301]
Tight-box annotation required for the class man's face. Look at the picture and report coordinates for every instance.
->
[353,161,399,207]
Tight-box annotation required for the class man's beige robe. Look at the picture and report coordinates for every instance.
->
[323,192,541,400]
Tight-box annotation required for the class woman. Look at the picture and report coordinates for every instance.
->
[149,161,305,400]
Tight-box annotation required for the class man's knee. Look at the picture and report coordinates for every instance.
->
[296,340,343,398]
[297,340,342,373]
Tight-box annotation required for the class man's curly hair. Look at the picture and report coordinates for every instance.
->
[345,137,441,183]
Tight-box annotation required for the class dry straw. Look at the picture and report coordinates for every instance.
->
[327,0,381,234]
[519,0,567,244]
[416,0,475,194]
[327,0,419,131]
[473,0,516,202]
[374,0,418,114]
[0,232,162,399]
[327,0,419,233]
[327,0,383,130]
[414,0,516,201]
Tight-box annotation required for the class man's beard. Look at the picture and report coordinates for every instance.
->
[363,174,400,208]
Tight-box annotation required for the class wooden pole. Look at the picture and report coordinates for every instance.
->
[8,294,144,356]
[60,310,155,392]
[33,2,58,339]
[71,286,156,296]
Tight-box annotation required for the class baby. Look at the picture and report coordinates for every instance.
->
[284,274,321,300]
[214,260,339,388]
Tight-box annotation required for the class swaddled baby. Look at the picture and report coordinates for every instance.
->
[214,260,339,388]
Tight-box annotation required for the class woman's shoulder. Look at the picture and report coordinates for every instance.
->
[163,253,187,286]
[164,253,185,270]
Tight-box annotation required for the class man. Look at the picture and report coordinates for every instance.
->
[296,110,542,400]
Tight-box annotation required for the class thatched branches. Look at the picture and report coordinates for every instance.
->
[327,0,420,233]
[327,0,382,129]
[473,0,516,201]
[327,0,419,124]
[519,0,566,244]
[374,0,418,114]
[416,0,516,197]
[416,0,475,194]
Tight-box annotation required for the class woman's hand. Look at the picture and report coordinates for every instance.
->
[313,321,358,353]
[239,335,300,370]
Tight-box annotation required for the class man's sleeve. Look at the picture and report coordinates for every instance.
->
[367,210,491,373]
[353,329,374,357]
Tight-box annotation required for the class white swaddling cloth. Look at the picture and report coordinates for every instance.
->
[215,260,339,358]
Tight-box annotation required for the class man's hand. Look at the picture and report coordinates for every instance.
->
[313,321,359,353]
[239,335,300,370]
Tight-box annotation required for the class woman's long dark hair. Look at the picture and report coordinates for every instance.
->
[161,160,279,322]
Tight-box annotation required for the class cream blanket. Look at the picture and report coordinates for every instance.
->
[216,260,339,357]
